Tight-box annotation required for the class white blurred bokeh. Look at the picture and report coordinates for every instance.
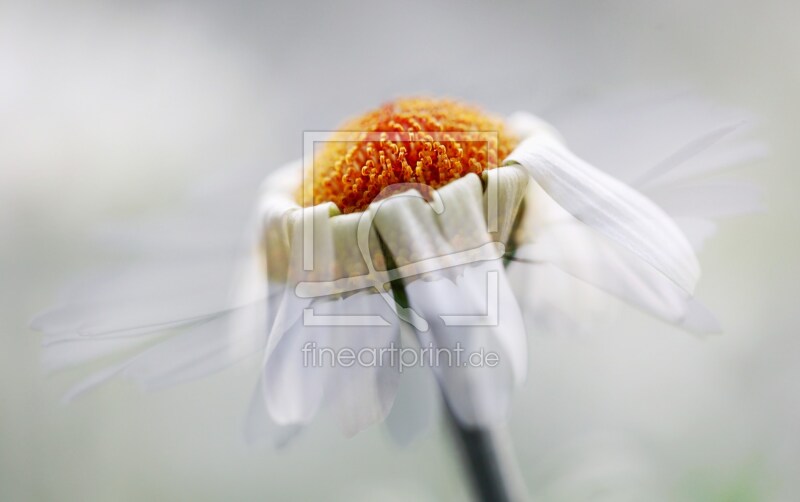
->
[1,0,798,500]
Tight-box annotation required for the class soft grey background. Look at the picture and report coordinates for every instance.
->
[1,0,797,500]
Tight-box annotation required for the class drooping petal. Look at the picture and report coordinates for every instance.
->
[31,162,302,343]
[507,133,700,295]
[262,299,331,426]
[371,174,527,427]
[324,292,401,437]
[31,260,244,341]
[43,331,162,374]
[373,174,527,382]
[31,160,305,344]
[383,325,439,445]
[60,302,269,401]
[262,202,337,364]
[510,182,719,334]
[260,199,401,432]
[405,272,516,427]
[506,258,608,336]
[482,165,529,246]
[39,163,306,401]
[244,379,302,448]
[513,235,720,334]
[124,303,270,391]
[261,201,348,427]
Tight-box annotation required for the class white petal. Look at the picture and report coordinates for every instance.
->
[510,182,719,333]
[405,272,517,427]
[369,174,528,426]
[126,304,269,390]
[244,379,302,448]
[259,201,401,434]
[31,260,244,340]
[33,153,306,329]
[262,202,337,363]
[42,333,159,374]
[383,325,439,445]
[371,173,503,284]
[633,134,766,189]
[62,363,128,403]
[325,292,401,437]
[482,165,529,245]
[514,231,720,334]
[506,259,607,335]
[672,217,718,251]
[61,302,269,400]
[507,133,700,294]
[262,299,330,426]
[372,186,453,268]
[33,161,307,341]
[544,90,761,185]
[644,180,764,219]
[456,261,528,383]
[46,162,309,399]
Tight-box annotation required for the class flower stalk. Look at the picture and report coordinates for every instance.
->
[444,399,529,502]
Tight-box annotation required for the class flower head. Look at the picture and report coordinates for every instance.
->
[32,93,762,443]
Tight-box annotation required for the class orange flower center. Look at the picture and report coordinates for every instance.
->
[298,98,520,213]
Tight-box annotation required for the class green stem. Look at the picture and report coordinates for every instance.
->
[444,400,529,502]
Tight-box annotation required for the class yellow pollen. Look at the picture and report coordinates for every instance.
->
[298,98,520,213]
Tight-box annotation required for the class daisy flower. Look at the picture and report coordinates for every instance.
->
[32,94,762,501]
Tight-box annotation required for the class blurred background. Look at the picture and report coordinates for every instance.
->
[1,0,798,500]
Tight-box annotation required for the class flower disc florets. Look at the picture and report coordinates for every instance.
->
[299,98,520,213]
